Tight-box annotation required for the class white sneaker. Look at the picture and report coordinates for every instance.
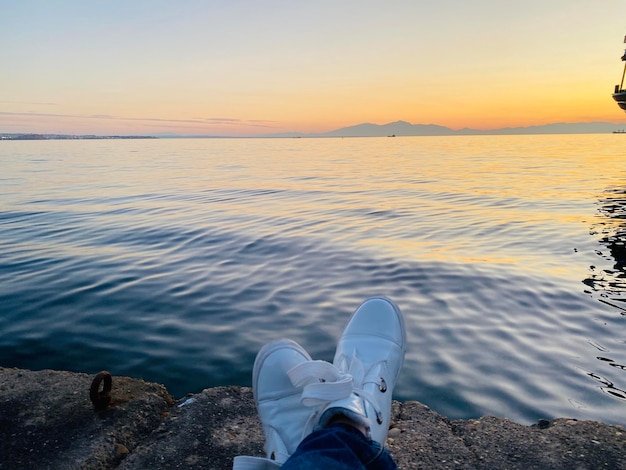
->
[234,298,406,469]
[290,297,406,446]
[233,339,317,469]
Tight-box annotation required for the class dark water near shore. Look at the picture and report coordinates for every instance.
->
[1,135,625,425]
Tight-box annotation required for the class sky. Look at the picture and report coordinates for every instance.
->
[2,0,626,136]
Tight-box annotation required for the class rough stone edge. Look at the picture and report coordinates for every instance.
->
[2,367,625,470]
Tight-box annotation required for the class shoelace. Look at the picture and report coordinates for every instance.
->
[287,352,387,425]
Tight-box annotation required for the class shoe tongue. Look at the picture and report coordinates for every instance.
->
[318,400,371,433]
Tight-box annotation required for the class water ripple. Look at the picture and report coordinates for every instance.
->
[1,136,625,426]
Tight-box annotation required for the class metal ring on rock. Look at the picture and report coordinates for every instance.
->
[90,371,112,410]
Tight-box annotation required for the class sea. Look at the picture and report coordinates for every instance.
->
[1,134,625,426]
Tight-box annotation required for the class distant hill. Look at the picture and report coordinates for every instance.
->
[321,121,454,137]
[269,120,626,138]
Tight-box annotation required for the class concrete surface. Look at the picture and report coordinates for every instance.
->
[1,367,624,469]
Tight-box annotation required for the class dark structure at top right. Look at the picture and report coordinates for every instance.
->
[612,35,626,111]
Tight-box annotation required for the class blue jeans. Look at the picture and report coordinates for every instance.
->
[281,423,397,470]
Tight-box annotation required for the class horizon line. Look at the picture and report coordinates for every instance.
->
[3,119,626,139]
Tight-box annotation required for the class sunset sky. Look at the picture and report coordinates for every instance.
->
[2,1,626,136]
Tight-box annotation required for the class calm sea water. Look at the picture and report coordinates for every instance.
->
[1,135,625,426]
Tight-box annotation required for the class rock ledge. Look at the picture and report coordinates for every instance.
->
[1,367,624,469]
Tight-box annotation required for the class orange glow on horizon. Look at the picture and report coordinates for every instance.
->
[3,2,626,136]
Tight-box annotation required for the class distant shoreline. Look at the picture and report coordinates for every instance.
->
[4,119,626,140]
[0,133,157,141]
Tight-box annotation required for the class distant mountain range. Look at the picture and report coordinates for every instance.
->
[269,120,626,138]
[6,121,625,140]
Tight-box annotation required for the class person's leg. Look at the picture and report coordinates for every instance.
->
[282,296,406,469]
[234,297,405,470]
[233,339,317,469]
[281,422,396,470]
